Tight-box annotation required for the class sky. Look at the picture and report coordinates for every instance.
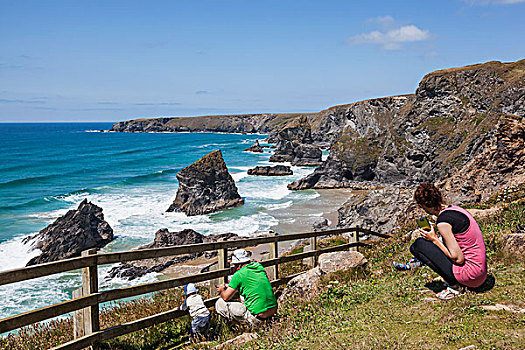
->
[0,0,524,122]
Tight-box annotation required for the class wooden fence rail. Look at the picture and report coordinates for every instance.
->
[0,227,391,349]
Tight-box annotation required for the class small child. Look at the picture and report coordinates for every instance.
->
[179,283,211,341]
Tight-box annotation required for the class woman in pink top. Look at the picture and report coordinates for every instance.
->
[410,183,487,299]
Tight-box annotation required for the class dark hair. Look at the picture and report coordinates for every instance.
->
[414,182,444,210]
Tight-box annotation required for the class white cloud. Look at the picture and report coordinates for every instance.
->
[347,25,431,51]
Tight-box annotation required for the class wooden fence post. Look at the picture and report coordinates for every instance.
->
[210,248,228,295]
[353,229,360,252]
[310,236,318,267]
[218,248,228,285]
[268,237,279,281]
[74,249,99,349]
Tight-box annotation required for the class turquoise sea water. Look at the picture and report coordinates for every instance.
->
[0,123,319,319]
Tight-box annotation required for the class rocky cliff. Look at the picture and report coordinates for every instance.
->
[269,116,323,166]
[167,149,244,215]
[110,113,313,135]
[290,60,525,199]
[24,199,113,266]
[111,59,524,231]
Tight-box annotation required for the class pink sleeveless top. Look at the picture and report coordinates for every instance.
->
[440,206,487,288]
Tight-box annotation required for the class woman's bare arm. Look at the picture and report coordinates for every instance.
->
[419,223,464,264]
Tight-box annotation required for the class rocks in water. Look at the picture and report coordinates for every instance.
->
[167,149,244,215]
[244,140,264,153]
[269,116,323,166]
[247,165,293,176]
[292,143,323,166]
[107,229,240,280]
[318,251,367,274]
[312,218,329,231]
[24,199,113,266]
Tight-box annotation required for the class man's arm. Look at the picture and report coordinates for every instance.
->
[216,283,237,301]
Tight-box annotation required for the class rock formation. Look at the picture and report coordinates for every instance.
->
[111,59,525,233]
[110,113,318,134]
[289,60,525,198]
[269,116,323,166]
[318,251,368,274]
[167,150,244,215]
[336,186,424,236]
[24,199,113,266]
[502,233,525,256]
[279,250,367,302]
[247,165,293,176]
[107,228,240,280]
[244,140,264,153]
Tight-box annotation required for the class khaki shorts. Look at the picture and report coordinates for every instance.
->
[215,298,262,327]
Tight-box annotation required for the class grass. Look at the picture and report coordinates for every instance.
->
[2,201,524,350]
[231,200,525,350]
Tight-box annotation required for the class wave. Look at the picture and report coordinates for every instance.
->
[231,171,248,182]
[108,144,171,157]
[121,169,177,185]
[0,174,61,189]
[262,200,293,211]
[0,188,94,211]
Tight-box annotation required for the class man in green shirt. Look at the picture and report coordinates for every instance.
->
[215,249,278,327]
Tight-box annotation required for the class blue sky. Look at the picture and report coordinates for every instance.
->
[0,0,524,122]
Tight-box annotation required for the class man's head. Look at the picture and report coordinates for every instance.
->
[231,249,251,270]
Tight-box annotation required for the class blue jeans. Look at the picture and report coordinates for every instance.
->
[191,314,211,338]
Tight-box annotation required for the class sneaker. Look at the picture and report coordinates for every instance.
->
[393,258,422,271]
[436,286,460,300]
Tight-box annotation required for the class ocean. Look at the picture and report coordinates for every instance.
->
[0,122,322,319]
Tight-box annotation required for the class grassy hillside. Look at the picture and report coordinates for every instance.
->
[2,199,523,350]
[223,200,524,350]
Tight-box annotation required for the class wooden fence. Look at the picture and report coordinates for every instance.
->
[0,227,391,350]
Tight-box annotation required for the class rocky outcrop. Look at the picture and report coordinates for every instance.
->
[279,267,322,302]
[107,229,240,280]
[213,333,258,350]
[167,150,244,215]
[269,116,323,166]
[439,115,525,204]
[110,113,317,134]
[24,199,113,266]
[290,60,525,192]
[244,140,264,153]
[318,251,367,274]
[336,186,424,236]
[279,250,367,302]
[502,233,525,256]
[247,165,293,176]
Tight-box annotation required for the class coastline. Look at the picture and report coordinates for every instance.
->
[162,187,353,278]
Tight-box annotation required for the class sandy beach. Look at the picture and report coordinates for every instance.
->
[163,187,353,278]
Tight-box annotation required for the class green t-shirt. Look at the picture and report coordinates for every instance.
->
[228,262,277,315]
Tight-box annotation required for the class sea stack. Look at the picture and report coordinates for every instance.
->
[244,139,264,153]
[167,149,244,215]
[269,116,323,166]
[25,199,113,266]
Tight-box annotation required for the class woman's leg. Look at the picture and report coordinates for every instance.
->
[410,238,459,286]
